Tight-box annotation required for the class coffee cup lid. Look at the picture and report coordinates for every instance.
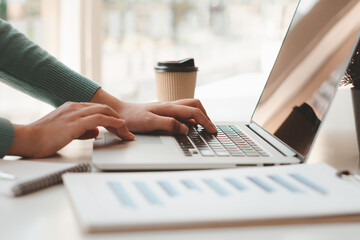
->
[155,58,198,72]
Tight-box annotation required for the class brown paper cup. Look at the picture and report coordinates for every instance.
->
[156,71,197,102]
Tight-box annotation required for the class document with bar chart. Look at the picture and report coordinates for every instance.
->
[63,163,360,232]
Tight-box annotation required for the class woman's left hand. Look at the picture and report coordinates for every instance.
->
[91,89,217,135]
[118,99,217,135]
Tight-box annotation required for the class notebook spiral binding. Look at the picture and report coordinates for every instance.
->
[12,163,91,197]
[337,170,360,185]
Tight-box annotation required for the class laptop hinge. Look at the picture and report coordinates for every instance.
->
[248,123,298,157]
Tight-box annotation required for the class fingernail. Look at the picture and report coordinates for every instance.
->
[123,132,135,140]
[211,123,217,132]
[129,133,135,140]
[182,125,189,135]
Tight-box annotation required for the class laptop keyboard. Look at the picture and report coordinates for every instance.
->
[175,125,269,157]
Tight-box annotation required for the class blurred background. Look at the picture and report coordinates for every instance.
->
[0,0,298,124]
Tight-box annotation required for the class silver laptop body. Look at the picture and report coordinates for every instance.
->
[93,0,360,170]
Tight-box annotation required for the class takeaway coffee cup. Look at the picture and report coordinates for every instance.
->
[155,58,198,102]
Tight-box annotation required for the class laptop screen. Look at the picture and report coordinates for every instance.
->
[251,0,360,158]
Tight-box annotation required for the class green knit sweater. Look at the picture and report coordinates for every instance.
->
[0,19,101,158]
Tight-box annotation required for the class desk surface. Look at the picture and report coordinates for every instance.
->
[1,74,359,240]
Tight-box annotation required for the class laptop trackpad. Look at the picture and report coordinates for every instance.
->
[103,133,163,145]
[134,135,163,144]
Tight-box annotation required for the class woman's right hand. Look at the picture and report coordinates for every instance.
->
[8,102,135,158]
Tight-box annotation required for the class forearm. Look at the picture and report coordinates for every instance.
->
[6,124,34,158]
[90,88,127,115]
[0,118,14,158]
[0,19,100,107]
[0,119,36,158]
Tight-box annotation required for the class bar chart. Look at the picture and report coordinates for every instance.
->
[63,163,360,231]
[107,172,328,210]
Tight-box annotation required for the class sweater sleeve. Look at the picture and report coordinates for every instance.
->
[0,19,100,107]
[0,118,14,158]
[0,19,101,158]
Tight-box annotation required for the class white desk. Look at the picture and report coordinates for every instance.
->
[1,75,359,240]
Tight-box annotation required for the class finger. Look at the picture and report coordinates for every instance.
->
[75,104,121,119]
[153,105,217,133]
[60,101,96,111]
[177,118,198,126]
[105,126,136,141]
[79,114,134,140]
[77,128,99,140]
[173,99,209,119]
[150,114,189,134]
[59,102,122,123]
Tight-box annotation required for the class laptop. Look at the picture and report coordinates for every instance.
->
[93,0,360,170]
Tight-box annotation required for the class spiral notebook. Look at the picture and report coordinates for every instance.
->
[63,163,360,232]
[0,160,91,197]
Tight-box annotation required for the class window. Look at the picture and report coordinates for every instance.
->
[102,0,299,101]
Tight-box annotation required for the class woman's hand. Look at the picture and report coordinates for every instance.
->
[8,88,216,158]
[8,102,134,158]
[117,100,218,134]
[91,88,217,135]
